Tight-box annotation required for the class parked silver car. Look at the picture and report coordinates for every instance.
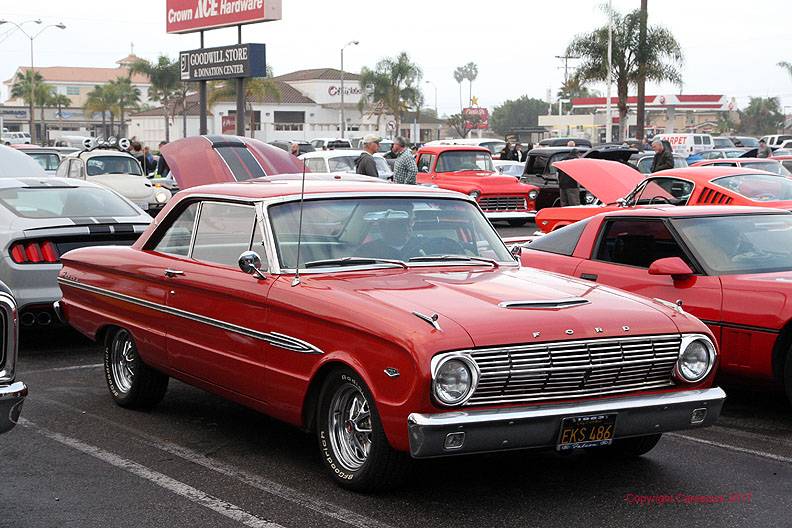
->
[0,282,25,434]
[0,176,151,327]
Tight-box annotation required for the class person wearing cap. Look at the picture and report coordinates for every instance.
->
[757,139,772,158]
[355,135,381,178]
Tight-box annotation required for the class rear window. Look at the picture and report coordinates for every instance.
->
[0,186,139,218]
[214,146,266,180]
[27,152,60,171]
[526,219,591,256]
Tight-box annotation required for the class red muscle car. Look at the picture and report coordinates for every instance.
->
[535,160,792,233]
[56,179,725,490]
[519,205,792,405]
[691,157,792,177]
[415,145,539,226]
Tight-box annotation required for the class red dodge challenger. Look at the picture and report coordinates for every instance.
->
[519,205,792,405]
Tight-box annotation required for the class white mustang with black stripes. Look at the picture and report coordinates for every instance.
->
[0,177,151,327]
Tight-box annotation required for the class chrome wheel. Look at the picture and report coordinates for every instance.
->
[110,329,136,394]
[328,384,372,471]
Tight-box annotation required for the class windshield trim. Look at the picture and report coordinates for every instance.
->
[261,194,518,274]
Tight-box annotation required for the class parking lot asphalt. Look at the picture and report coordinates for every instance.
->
[4,222,792,528]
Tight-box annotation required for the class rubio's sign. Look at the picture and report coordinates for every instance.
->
[166,0,282,34]
[180,43,266,81]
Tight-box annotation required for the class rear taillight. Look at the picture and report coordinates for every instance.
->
[10,240,60,264]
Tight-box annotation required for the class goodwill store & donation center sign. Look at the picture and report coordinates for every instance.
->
[180,44,266,81]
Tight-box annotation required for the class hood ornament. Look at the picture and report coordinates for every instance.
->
[413,311,442,331]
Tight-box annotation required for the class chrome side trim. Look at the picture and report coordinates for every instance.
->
[498,297,590,309]
[56,277,324,354]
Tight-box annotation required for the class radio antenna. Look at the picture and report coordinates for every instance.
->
[291,155,307,287]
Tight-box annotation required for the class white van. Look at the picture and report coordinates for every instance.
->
[652,133,713,156]
[425,138,507,158]
[760,135,792,147]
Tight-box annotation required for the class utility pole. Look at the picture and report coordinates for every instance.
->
[636,0,648,141]
[555,54,579,89]
[605,0,613,143]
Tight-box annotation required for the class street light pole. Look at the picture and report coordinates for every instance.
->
[0,19,66,145]
[425,80,438,116]
[339,40,358,139]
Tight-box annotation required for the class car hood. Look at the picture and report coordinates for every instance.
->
[437,172,535,190]
[88,174,155,201]
[311,266,683,347]
[161,135,304,189]
[553,159,645,203]
[583,148,637,163]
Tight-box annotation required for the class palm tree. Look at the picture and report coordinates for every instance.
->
[453,67,465,113]
[738,97,783,135]
[208,67,280,137]
[173,81,196,139]
[128,56,179,141]
[358,52,422,132]
[567,6,684,140]
[34,85,55,144]
[462,62,478,107]
[779,61,792,80]
[84,84,117,138]
[10,70,44,144]
[107,77,141,137]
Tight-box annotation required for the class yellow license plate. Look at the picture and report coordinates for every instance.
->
[557,414,616,451]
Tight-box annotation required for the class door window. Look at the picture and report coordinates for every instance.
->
[153,202,199,256]
[595,219,690,268]
[191,202,257,267]
[417,154,435,173]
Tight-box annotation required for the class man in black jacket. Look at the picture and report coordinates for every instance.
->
[650,139,674,172]
[355,135,381,178]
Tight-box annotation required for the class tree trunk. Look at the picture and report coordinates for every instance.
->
[617,82,629,142]
[110,115,115,138]
[101,112,107,138]
[636,0,648,141]
[39,104,46,145]
[182,103,187,138]
[28,97,35,145]
[248,102,255,138]
[120,107,125,138]
[163,106,170,142]
[468,81,473,108]
[458,83,463,113]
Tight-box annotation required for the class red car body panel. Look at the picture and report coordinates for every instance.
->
[535,164,792,233]
[161,135,304,189]
[522,206,790,385]
[415,145,539,215]
[58,181,719,453]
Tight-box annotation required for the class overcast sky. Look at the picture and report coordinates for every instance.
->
[1,0,791,116]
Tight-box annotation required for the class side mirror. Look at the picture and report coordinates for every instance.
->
[238,251,267,279]
[420,166,430,173]
[510,244,522,260]
[648,257,693,280]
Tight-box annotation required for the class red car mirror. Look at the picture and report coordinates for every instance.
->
[648,257,693,280]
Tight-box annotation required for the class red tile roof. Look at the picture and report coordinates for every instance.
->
[272,68,361,82]
[4,66,149,85]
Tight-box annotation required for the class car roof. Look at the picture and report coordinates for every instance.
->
[597,205,789,219]
[418,145,490,154]
[301,150,366,159]
[697,157,778,163]
[177,180,461,201]
[69,149,136,159]
[0,176,104,189]
[651,166,777,181]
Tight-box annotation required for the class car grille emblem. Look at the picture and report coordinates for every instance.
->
[623,326,631,332]
[595,327,603,333]
[565,329,574,335]
[533,331,541,338]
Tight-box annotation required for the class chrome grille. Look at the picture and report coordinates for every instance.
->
[466,334,681,405]
[478,196,527,211]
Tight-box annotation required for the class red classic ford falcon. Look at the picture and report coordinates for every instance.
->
[56,180,725,491]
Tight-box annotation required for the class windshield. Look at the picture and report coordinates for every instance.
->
[436,151,494,173]
[713,173,792,201]
[481,141,506,155]
[673,214,792,274]
[712,138,734,148]
[741,161,791,176]
[0,186,139,218]
[268,197,512,269]
[737,137,759,148]
[27,152,60,171]
[86,156,142,176]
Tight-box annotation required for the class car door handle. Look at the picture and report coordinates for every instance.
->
[580,273,598,281]
[164,269,184,277]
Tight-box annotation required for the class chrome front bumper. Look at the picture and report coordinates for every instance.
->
[484,211,537,220]
[0,381,27,434]
[407,387,725,458]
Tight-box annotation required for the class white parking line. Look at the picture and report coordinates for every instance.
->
[38,397,396,528]
[20,418,282,528]
[669,433,792,465]
[22,363,103,375]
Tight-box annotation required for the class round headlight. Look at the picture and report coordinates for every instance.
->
[432,355,478,406]
[468,190,481,199]
[154,190,169,203]
[528,190,539,200]
[675,335,716,383]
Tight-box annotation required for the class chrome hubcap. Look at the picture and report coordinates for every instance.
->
[328,384,372,471]
[110,330,136,393]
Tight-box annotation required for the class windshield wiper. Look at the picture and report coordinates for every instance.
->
[408,255,499,267]
[304,257,408,269]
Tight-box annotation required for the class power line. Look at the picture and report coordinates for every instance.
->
[555,54,579,87]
